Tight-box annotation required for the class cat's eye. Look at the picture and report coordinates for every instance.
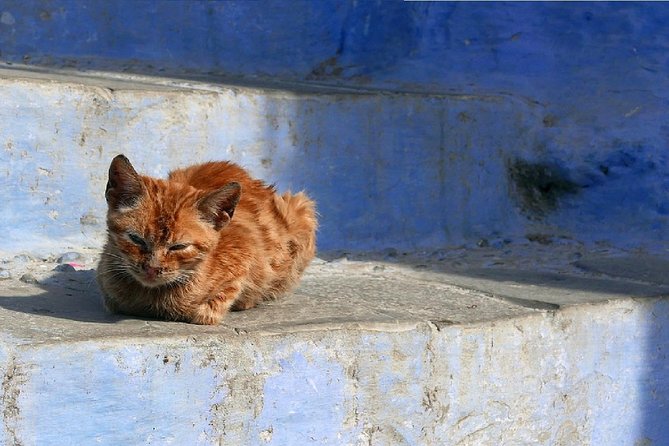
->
[168,243,190,251]
[128,233,147,248]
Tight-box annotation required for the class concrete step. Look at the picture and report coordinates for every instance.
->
[0,63,547,255]
[0,244,666,445]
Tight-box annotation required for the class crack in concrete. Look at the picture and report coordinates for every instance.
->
[2,357,24,446]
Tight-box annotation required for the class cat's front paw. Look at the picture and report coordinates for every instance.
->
[188,284,241,325]
[230,297,257,311]
[189,309,223,325]
[188,295,234,325]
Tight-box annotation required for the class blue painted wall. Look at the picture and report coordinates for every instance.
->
[3,2,667,97]
[2,1,669,250]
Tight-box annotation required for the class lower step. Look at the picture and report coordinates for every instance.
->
[0,246,666,445]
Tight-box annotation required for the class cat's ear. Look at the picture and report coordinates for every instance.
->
[105,154,143,210]
[197,182,242,230]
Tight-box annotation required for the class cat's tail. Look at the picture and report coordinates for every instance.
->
[273,191,318,268]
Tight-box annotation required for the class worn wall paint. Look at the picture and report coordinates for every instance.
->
[0,299,667,445]
[17,345,226,444]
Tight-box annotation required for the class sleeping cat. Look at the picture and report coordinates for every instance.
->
[97,155,317,325]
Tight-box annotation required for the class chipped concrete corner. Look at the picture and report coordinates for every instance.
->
[0,299,664,445]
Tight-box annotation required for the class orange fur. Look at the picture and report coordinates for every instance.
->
[97,155,317,325]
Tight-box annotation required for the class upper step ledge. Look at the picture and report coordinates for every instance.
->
[0,62,541,106]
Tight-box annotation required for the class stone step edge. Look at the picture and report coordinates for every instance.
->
[0,61,540,105]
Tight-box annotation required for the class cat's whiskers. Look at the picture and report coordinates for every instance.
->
[97,268,132,280]
[100,251,129,261]
[166,271,196,289]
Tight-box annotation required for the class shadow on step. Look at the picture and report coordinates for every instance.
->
[0,269,124,324]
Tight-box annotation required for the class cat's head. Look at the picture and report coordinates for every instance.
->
[103,154,241,288]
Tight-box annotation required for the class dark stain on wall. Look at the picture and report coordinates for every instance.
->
[508,159,579,218]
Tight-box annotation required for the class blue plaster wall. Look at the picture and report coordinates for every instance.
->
[2,2,667,97]
[1,1,669,250]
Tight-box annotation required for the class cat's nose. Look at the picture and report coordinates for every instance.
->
[144,266,160,280]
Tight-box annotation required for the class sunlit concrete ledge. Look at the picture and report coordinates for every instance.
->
[0,252,666,445]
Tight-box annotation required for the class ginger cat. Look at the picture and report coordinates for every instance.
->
[97,155,317,325]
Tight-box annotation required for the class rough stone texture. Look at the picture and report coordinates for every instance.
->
[0,248,666,445]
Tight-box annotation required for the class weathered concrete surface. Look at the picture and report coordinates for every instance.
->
[0,248,666,445]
